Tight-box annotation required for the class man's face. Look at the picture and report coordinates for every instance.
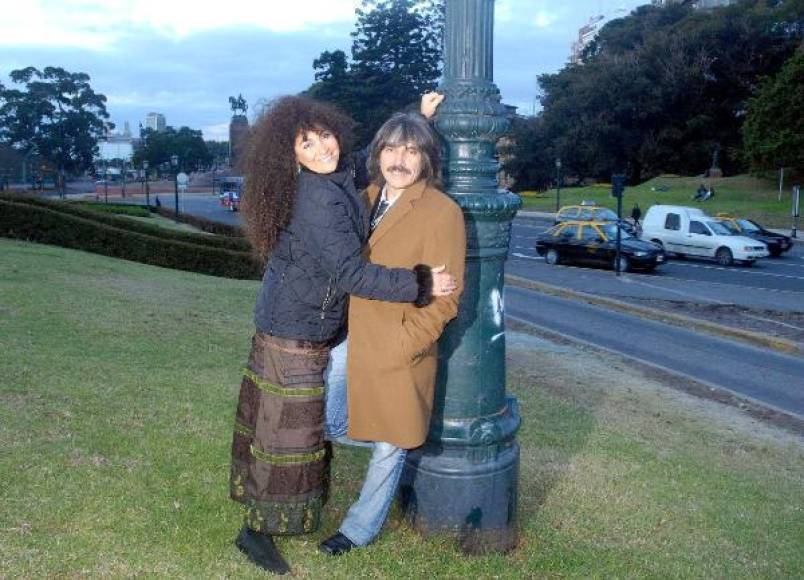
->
[379,142,422,193]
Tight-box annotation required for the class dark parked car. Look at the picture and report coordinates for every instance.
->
[714,214,793,257]
[536,221,665,272]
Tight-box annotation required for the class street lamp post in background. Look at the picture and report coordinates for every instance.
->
[121,160,127,198]
[171,154,179,223]
[143,160,150,208]
[103,162,109,204]
[555,158,562,212]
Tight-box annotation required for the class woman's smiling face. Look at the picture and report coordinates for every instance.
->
[294,129,340,174]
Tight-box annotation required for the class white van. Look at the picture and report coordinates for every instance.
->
[640,205,768,266]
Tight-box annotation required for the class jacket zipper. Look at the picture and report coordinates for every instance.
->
[320,276,334,320]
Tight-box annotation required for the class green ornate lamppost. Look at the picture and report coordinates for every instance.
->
[399,0,522,554]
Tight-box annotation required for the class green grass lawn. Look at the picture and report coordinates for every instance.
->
[520,174,797,228]
[1,239,802,578]
[117,212,211,235]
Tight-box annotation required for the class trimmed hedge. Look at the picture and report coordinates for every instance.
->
[70,201,152,217]
[154,206,244,237]
[0,199,262,280]
[0,194,251,253]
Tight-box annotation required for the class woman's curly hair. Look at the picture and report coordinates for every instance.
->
[240,95,354,262]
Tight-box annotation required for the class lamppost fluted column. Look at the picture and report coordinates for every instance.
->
[398,0,521,554]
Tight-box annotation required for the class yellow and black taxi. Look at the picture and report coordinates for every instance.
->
[555,202,637,235]
[713,214,792,257]
[555,203,618,224]
[536,221,665,272]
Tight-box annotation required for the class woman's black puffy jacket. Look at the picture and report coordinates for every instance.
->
[254,166,420,342]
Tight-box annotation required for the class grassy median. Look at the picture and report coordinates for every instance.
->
[1,238,802,578]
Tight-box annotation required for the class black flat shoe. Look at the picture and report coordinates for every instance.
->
[319,531,357,556]
[235,526,291,575]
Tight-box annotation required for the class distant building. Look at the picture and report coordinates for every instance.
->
[651,0,733,8]
[694,0,733,8]
[145,112,166,133]
[574,1,734,63]
[96,124,136,162]
[570,8,628,65]
[97,139,134,162]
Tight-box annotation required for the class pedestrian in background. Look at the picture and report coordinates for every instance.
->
[631,202,642,227]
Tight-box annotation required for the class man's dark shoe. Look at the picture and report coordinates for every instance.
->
[319,532,357,556]
[235,526,291,575]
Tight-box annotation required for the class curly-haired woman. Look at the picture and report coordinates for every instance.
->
[229,95,454,574]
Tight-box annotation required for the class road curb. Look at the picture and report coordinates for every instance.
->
[504,274,802,357]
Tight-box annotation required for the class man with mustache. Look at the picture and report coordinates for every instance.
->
[319,105,467,555]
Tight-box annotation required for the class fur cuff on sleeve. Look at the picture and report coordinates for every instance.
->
[413,264,433,308]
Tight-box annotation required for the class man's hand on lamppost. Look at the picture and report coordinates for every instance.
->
[420,92,445,119]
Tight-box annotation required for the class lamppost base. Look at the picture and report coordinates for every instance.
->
[398,438,519,554]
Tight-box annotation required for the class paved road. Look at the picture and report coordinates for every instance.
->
[510,216,804,312]
[165,193,243,227]
[506,285,804,417]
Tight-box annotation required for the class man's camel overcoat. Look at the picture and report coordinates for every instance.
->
[346,179,466,449]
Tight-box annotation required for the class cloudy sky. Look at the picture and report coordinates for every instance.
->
[0,0,646,141]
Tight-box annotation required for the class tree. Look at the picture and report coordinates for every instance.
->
[742,50,804,172]
[511,1,802,185]
[501,116,556,191]
[306,0,444,146]
[132,126,212,174]
[0,66,112,193]
[205,140,230,166]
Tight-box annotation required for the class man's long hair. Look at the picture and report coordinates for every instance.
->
[366,112,441,188]
[241,95,354,262]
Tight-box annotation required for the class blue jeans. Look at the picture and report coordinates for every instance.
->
[324,339,407,546]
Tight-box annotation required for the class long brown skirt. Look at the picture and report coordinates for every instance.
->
[230,331,331,535]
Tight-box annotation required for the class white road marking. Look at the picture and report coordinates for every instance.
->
[670,261,804,281]
[654,273,804,296]
[626,278,728,304]
[742,314,804,331]
[511,253,543,261]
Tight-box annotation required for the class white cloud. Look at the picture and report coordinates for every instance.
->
[533,10,559,28]
[0,0,359,49]
[201,122,231,141]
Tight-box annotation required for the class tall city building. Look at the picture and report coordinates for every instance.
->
[570,8,628,65]
[575,0,734,62]
[651,0,733,8]
[145,112,166,132]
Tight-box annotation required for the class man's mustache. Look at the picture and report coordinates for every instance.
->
[386,165,412,175]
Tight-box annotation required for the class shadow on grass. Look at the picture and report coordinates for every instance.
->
[506,359,599,528]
